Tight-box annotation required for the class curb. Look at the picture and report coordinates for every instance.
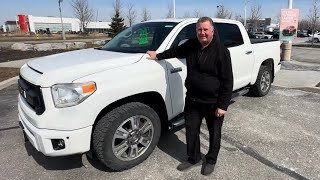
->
[0,76,18,91]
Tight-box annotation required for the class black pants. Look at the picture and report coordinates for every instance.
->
[184,98,224,165]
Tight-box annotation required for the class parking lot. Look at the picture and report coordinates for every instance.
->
[0,83,319,180]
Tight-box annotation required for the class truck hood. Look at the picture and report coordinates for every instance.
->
[26,48,144,87]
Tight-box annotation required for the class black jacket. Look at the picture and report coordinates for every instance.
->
[156,38,233,110]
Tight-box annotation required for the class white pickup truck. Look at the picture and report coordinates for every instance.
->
[18,18,281,171]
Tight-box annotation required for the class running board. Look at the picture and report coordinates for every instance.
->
[168,88,249,130]
[231,87,250,99]
[169,116,185,129]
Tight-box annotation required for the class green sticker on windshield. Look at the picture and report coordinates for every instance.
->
[139,28,149,45]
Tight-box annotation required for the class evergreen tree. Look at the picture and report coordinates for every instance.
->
[110,0,126,37]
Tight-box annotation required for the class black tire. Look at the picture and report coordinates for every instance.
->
[314,38,319,43]
[250,65,272,97]
[92,102,161,171]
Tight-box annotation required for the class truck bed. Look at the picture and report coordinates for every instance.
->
[250,39,279,44]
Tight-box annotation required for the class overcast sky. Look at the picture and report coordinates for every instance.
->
[0,0,316,25]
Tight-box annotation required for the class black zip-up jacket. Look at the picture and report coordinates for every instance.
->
[156,38,233,110]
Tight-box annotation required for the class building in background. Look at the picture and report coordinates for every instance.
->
[265,23,280,33]
[3,21,20,32]
[27,15,80,33]
[1,14,110,34]
[247,18,273,32]
[85,21,111,33]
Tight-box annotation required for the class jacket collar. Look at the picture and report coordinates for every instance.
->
[198,36,217,50]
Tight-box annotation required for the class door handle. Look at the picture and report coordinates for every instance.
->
[245,51,253,55]
[171,67,182,73]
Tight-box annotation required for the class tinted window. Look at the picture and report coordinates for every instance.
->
[171,23,197,48]
[215,23,244,47]
[101,22,177,53]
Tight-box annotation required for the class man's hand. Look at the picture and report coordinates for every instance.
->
[146,51,158,60]
[215,108,226,117]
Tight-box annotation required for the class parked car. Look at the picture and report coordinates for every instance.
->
[308,33,320,43]
[254,32,273,39]
[18,18,281,171]
[297,30,309,37]
[272,31,280,39]
[248,31,258,39]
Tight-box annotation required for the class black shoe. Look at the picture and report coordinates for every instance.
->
[201,163,215,176]
[177,160,201,171]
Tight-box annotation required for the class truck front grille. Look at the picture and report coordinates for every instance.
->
[18,76,46,115]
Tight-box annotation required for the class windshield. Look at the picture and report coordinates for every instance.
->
[101,22,178,53]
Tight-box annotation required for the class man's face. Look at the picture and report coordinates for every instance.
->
[197,21,214,46]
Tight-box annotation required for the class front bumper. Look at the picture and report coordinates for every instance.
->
[18,103,92,156]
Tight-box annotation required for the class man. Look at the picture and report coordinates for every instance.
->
[146,17,233,176]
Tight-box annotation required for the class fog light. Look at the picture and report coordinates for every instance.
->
[51,139,65,150]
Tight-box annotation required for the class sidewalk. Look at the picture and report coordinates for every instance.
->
[0,58,34,68]
[0,58,35,90]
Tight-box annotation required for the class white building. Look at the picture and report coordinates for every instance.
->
[85,21,111,33]
[2,14,111,33]
[28,15,81,33]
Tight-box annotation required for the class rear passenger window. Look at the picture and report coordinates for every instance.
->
[215,23,244,47]
[171,23,197,48]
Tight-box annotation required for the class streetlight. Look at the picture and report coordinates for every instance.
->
[58,0,66,40]
[288,0,293,9]
[216,5,223,18]
[244,0,249,29]
[173,0,176,18]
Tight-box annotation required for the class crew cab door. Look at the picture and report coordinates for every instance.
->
[164,23,197,117]
[215,23,255,90]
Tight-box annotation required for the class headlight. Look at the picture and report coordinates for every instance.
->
[51,82,96,108]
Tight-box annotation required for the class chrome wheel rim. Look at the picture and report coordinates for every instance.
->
[112,115,154,161]
[260,71,271,93]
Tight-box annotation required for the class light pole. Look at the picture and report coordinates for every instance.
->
[173,0,176,18]
[288,0,293,9]
[216,5,223,18]
[58,0,66,40]
[244,0,249,30]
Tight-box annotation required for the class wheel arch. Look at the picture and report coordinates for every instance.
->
[252,58,274,84]
[92,91,169,132]
[261,58,274,82]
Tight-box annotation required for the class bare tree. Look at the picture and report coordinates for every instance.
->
[307,0,320,45]
[215,6,233,19]
[166,3,174,18]
[141,7,151,22]
[110,0,125,37]
[126,3,137,26]
[70,0,93,32]
[113,0,123,15]
[234,13,244,24]
[193,9,203,18]
[183,11,191,18]
[248,4,262,32]
[298,19,310,31]
[273,13,280,24]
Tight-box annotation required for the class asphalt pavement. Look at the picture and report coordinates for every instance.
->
[0,83,319,180]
